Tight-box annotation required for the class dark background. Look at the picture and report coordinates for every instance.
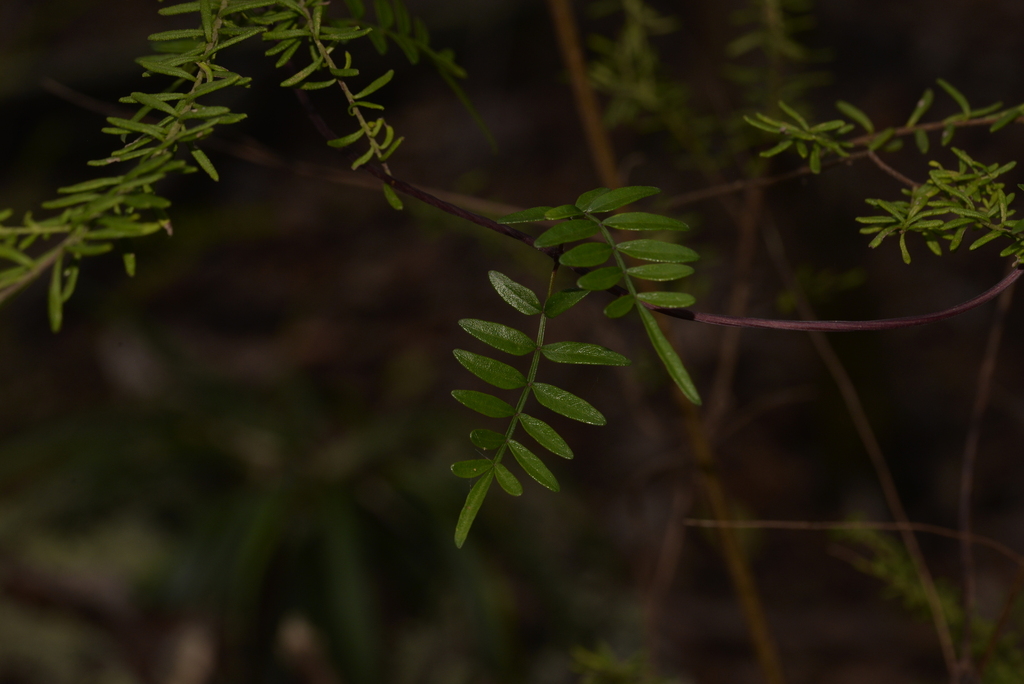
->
[0,1,1022,682]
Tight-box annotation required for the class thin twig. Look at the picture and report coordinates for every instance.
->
[957,264,1016,678]
[867,149,921,188]
[761,220,959,677]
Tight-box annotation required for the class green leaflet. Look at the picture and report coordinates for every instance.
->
[575,187,611,212]
[535,219,599,247]
[351,69,395,100]
[532,383,606,425]
[636,306,701,405]
[451,390,515,418]
[498,206,551,224]
[604,294,635,318]
[586,186,660,213]
[508,441,559,491]
[626,264,694,281]
[635,291,695,308]
[559,242,612,267]
[519,414,573,459]
[493,463,523,496]
[544,288,588,317]
[451,459,493,478]
[458,319,536,355]
[577,266,622,291]
[603,212,688,231]
[541,342,629,366]
[489,270,541,314]
[453,350,527,389]
[470,429,505,450]
[616,239,698,263]
[454,470,492,548]
[544,204,584,220]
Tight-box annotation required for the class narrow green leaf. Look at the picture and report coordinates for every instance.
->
[899,232,911,264]
[470,429,505,450]
[301,79,337,91]
[508,441,560,491]
[263,29,310,41]
[937,78,970,116]
[489,270,542,315]
[48,253,64,333]
[535,219,599,247]
[281,57,324,87]
[148,29,205,42]
[586,186,660,213]
[453,350,527,389]
[374,0,394,29]
[328,129,366,148]
[454,470,492,548]
[532,383,606,425]
[519,414,573,459]
[320,26,373,41]
[969,230,1003,251]
[498,206,552,224]
[835,100,874,133]
[123,253,136,277]
[576,266,622,291]
[906,88,934,127]
[350,147,375,170]
[541,341,629,366]
[0,246,33,267]
[760,140,794,158]
[351,69,395,100]
[544,204,584,220]
[809,145,821,174]
[603,212,688,231]
[199,0,213,43]
[867,128,895,151]
[559,242,612,267]
[105,117,165,139]
[451,390,515,418]
[990,107,1022,133]
[137,59,195,81]
[121,194,170,209]
[458,319,536,355]
[778,100,809,128]
[616,239,698,263]
[130,91,178,118]
[626,264,694,282]
[941,125,955,147]
[158,2,200,15]
[60,265,79,302]
[41,193,99,209]
[382,183,403,210]
[636,306,701,404]
[635,291,695,308]
[190,148,219,181]
[915,129,930,154]
[603,294,635,318]
[494,464,523,496]
[576,187,610,211]
[451,459,493,478]
[544,288,589,318]
[57,177,122,194]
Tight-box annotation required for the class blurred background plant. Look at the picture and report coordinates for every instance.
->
[1,1,1024,683]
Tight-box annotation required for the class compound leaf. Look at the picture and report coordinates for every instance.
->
[508,440,560,491]
[532,383,606,425]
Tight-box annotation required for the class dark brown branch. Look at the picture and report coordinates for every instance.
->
[867,149,921,188]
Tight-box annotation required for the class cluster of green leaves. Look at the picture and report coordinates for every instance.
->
[1,0,478,327]
[835,528,1024,684]
[857,149,1024,263]
[747,80,1022,171]
[499,186,701,404]
[451,270,630,547]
